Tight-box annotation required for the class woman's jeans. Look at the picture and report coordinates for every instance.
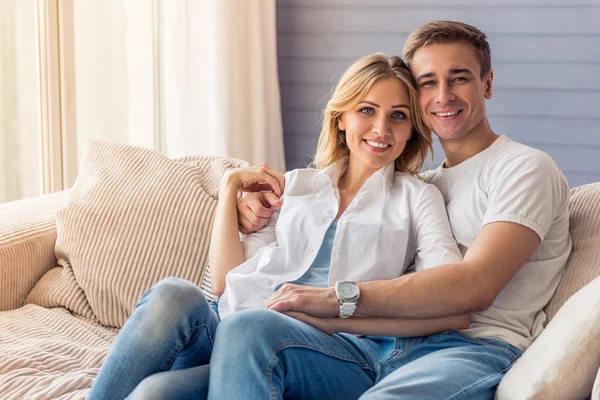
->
[88,277,522,400]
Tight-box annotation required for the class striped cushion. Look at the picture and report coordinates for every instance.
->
[0,304,116,399]
[545,182,600,321]
[26,140,245,327]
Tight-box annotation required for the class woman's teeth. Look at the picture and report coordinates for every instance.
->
[365,140,390,149]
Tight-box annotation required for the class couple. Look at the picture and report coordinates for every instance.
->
[88,20,571,399]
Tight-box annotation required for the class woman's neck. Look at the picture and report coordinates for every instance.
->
[335,159,380,219]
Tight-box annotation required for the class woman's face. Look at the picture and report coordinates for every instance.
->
[338,76,413,173]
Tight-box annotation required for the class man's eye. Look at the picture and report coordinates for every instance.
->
[359,107,374,115]
[392,111,406,119]
[452,77,467,83]
[421,80,435,87]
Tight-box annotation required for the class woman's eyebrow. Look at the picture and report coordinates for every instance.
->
[360,101,409,109]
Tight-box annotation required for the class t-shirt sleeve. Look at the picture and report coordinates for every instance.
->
[413,184,463,271]
[482,149,570,242]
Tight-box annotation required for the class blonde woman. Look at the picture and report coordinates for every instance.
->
[89,53,464,400]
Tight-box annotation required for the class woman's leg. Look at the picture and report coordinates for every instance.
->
[88,277,219,400]
[208,309,384,400]
[127,365,211,400]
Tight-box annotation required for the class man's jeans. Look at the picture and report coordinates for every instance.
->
[88,277,522,400]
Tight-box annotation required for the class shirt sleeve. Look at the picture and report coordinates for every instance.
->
[482,149,570,242]
[413,184,463,271]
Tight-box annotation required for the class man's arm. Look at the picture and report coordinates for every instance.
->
[266,221,540,319]
[286,312,470,337]
[356,221,540,318]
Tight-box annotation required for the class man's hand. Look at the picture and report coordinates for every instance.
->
[265,284,339,318]
[284,311,340,335]
[237,191,283,234]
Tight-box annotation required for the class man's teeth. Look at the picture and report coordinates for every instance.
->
[436,111,458,117]
[366,140,390,149]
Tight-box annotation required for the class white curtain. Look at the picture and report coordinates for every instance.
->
[71,0,285,172]
[0,0,43,203]
[0,0,286,203]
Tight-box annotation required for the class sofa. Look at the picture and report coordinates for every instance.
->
[0,140,599,399]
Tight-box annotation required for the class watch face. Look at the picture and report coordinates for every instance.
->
[338,282,359,299]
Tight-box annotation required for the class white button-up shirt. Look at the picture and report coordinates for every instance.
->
[218,158,462,318]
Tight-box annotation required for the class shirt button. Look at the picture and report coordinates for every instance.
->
[261,295,269,301]
[311,248,317,254]
[268,280,274,287]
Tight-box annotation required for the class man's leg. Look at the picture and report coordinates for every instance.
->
[360,331,522,400]
[208,309,392,400]
[88,277,219,400]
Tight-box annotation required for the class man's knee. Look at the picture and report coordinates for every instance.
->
[216,309,295,346]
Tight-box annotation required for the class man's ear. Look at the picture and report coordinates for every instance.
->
[484,69,493,99]
[338,116,346,131]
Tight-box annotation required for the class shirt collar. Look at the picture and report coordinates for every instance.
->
[312,157,396,194]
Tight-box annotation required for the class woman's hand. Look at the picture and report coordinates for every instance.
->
[222,164,285,197]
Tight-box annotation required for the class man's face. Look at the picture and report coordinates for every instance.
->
[410,42,493,141]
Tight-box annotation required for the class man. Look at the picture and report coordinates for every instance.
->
[223,21,571,398]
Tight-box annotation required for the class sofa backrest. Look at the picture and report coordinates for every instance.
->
[544,182,600,322]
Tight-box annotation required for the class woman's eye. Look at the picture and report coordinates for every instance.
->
[359,107,374,115]
[392,111,406,120]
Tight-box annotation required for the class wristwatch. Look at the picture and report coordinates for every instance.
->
[334,281,360,318]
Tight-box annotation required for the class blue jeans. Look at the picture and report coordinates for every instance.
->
[88,277,522,399]
[87,277,220,400]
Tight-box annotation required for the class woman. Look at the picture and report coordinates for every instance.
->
[88,53,465,400]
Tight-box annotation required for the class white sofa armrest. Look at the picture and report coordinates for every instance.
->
[0,190,69,311]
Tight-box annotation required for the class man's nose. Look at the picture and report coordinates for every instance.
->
[435,82,456,105]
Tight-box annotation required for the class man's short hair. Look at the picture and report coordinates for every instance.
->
[403,21,491,77]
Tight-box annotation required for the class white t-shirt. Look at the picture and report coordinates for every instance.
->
[221,158,463,318]
[424,135,572,351]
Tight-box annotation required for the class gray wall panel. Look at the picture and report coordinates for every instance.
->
[276,1,600,186]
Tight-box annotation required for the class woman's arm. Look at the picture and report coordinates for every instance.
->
[209,166,284,296]
[287,311,470,336]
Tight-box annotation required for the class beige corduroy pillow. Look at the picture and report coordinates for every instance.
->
[26,140,247,328]
[545,182,600,321]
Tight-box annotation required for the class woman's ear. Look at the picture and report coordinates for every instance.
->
[337,116,345,132]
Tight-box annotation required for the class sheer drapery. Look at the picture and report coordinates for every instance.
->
[0,0,285,202]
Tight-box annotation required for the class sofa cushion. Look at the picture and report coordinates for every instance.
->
[496,275,600,399]
[594,367,600,400]
[0,191,69,311]
[0,304,116,399]
[26,140,246,328]
[545,182,600,321]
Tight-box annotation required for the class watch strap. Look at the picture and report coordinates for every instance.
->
[339,301,357,318]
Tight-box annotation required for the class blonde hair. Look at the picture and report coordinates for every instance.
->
[403,20,491,77]
[312,53,432,175]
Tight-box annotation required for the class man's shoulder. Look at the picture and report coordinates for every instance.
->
[490,138,561,176]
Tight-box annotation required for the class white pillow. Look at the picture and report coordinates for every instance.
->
[496,275,600,399]
[593,367,600,400]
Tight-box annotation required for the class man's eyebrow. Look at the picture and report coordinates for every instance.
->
[416,72,435,81]
[449,68,474,76]
[360,101,409,109]
[416,68,474,81]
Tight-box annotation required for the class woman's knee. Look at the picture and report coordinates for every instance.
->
[140,277,207,314]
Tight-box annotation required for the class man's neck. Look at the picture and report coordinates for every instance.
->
[439,121,499,168]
